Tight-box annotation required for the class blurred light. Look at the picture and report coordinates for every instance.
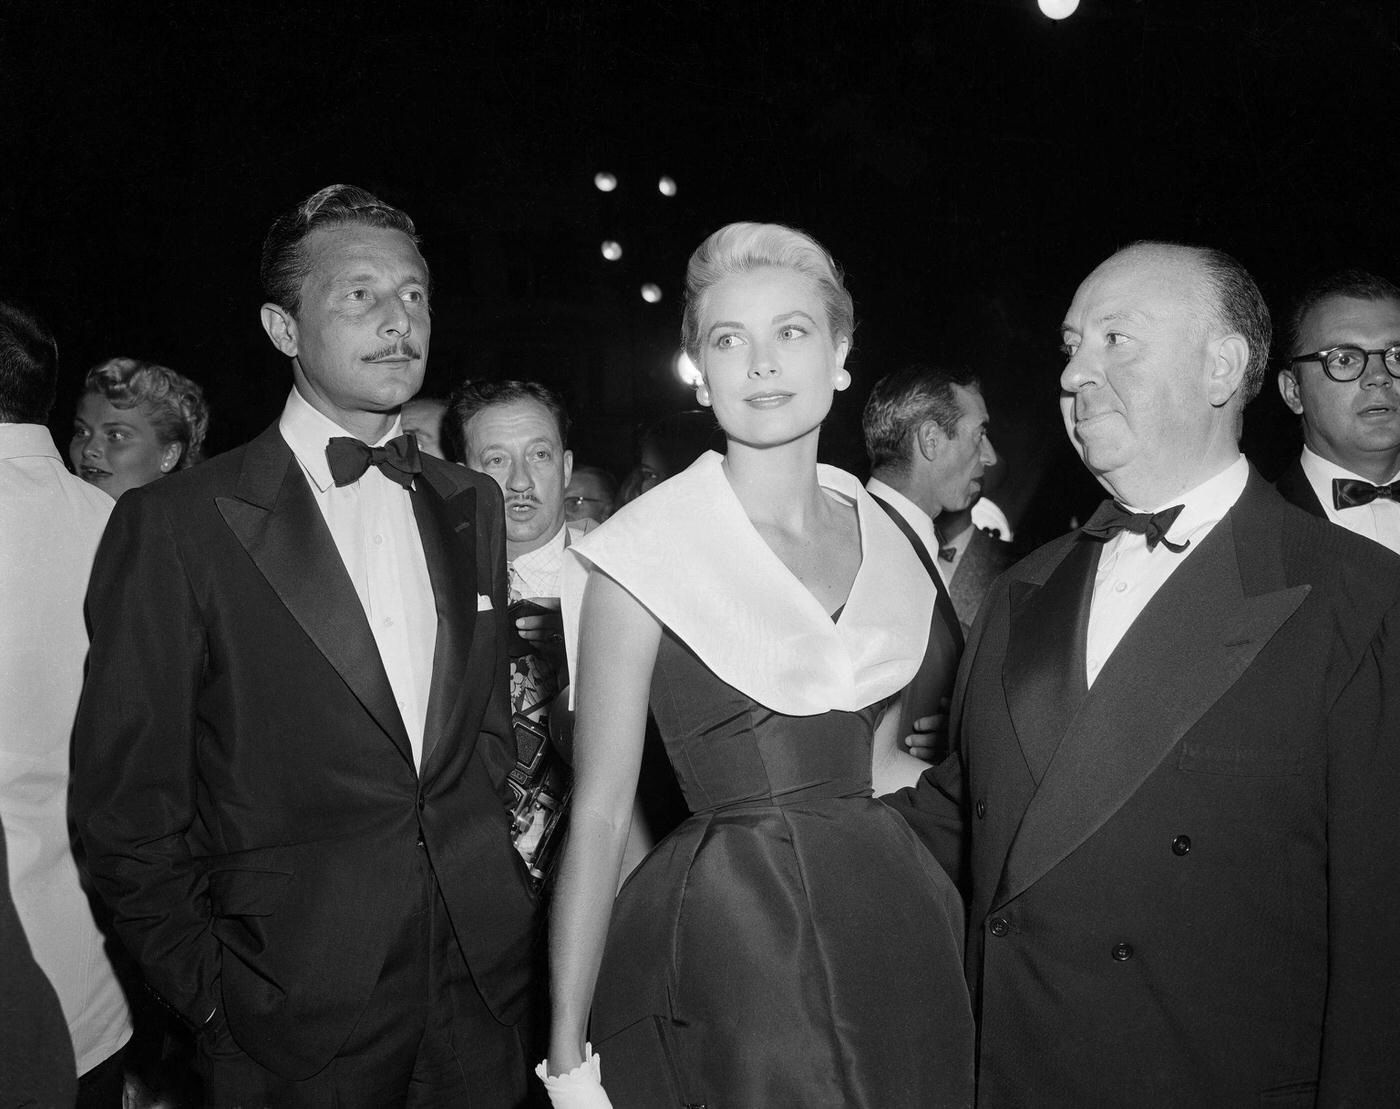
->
[601,240,623,261]
[594,171,618,192]
[1037,0,1079,18]
[675,350,702,387]
[658,175,678,197]
[641,283,662,304]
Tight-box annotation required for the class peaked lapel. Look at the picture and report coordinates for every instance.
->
[215,424,414,769]
[1274,455,1327,519]
[994,479,1310,909]
[1001,536,1097,784]
[410,466,478,773]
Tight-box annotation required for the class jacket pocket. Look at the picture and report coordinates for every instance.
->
[593,1015,689,1108]
[1178,741,1303,777]
[1257,1078,1317,1106]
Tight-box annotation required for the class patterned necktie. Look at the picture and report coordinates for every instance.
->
[1080,499,1190,554]
[325,434,422,489]
[1332,477,1398,510]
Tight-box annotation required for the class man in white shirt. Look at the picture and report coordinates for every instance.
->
[1275,269,1400,553]
[73,186,538,1108]
[449,379,588,881]
[0,299,130,1103]
[863,364,997,760]
[891,242,1400,1106]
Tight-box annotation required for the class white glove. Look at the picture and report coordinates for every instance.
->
[535,1044,614,1109]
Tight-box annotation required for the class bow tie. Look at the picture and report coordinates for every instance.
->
[1332,477,1398,510]
[325,434,422,489]
[938,545,957,562]
[1081,499,1191,554]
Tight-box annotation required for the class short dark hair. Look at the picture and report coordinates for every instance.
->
[1123,241,1272,406]
[444,379,571,464]
[1285,268,1400,356]
[81,357,210,468]
[260,184,423,318]
[0,299,58,424]
[571,464,618,503]
[862,364,980,471]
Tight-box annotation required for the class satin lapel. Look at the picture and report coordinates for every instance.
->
[215,426,414,768]
[870,494,965,654]
[1002,537,1096,784]
[994,511,1309,909]
[410,472,478,771]
[1275,457,1328,519]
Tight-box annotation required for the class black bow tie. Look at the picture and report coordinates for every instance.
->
[1332,477,1398,510]
[1081,499,1191,553]
[325,434,422,489]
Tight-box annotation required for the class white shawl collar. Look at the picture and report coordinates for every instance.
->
[560,451,932,716]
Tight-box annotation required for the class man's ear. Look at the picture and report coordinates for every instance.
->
[261,303,299,358]
[1205,333,1249,409]
[916,419,943,462]
[1277,367,1305,416]
[562,449,574,489]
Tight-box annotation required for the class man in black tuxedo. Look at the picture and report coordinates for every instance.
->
[1275,268,1400,554]
[863,364,997,762]
[891,242,1400,1106]
[74,185,539,1107]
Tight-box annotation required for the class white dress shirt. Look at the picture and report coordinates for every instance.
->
[1298,446,1400,555]
[0,423,132,1074]
[509,519,591,599]
[279,390,437,768]
[1085,455,1249,687]
[866,477,951,588]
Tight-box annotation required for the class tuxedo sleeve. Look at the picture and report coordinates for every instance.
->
[1319,596,1400,1105]
[73,490,219,1027]
[475,475,517,795]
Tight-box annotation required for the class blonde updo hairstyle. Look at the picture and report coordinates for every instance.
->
[680,222,855,364]
[81,357,210,469]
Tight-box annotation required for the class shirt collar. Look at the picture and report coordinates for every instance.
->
[510,519,571,576]
[278,388,404,493]
[1299,445,1400,507]
[865,477,941,553]
[1127,454,1249,541]
[0,423,63,462]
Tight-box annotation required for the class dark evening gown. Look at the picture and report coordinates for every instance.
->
[589,626,975,1109]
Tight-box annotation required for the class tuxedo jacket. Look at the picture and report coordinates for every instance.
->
[74,423,538,1079]
[948,526,1018,635]
[1275,453,1328,519]
[889,471,1400,1107]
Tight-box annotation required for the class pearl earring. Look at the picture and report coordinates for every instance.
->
[833,369,851,392]
[695,384,712,407]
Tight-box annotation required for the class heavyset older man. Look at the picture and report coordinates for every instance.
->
[892,241,1400,1107]
[1276,268,1400,553]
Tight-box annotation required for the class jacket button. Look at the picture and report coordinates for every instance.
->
[1111,942,1134,961]
[989,917,1010,937]
[1171,834,1191,856]
[975,799,987,819]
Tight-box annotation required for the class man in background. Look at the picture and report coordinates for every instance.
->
[0,298,131,1104]
[1275,268,1400,553]
[863,364,997,760]
[564,463,617,525]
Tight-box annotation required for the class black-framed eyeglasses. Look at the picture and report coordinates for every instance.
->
[1288,344,1400,383]
[564,496,608,509]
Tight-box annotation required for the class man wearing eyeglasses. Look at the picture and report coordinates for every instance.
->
[1276,269,1400,553]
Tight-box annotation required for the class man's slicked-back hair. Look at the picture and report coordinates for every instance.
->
[1285,268,1400,356]
[1123,240,1272,407]
[681,222,855,362]
[0,298,58,424]
[444,378,571,465]
[862,363,980,472]
[260,184,423,318]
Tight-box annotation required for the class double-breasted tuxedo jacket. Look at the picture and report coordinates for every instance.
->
[74,423,538,1079]
[890,471,1400,1107]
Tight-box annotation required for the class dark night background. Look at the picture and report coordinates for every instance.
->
[3,0,1397,545]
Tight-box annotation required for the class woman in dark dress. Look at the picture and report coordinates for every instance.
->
[539,223,974,1108]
